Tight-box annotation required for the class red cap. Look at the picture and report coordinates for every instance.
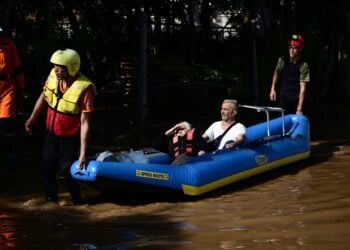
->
[288,34,304,48]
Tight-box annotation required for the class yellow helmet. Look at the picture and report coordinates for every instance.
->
[50,48,81,76]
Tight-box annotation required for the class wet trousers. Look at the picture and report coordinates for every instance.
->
[278,93,300,115]
[0,118,17,167]
[42,132,82,204]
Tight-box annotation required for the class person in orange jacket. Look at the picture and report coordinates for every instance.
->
[0,25,26,167]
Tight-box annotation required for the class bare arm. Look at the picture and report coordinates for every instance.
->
[25,92,47,134]
[165,121,190,136]
[165,125,179,136]
[224,133,245,149]
[78,112,91,170]
[269,69,280,102]
[235,133,245,145]
[201,133,209,141]
[296,81,307,114]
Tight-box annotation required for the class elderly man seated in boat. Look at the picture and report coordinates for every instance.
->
[202,99,246,151]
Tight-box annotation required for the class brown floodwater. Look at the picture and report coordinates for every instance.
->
[1,101,350,249]
[1,138,350,249]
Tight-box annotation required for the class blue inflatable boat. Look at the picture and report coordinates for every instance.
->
[71,106,310,196]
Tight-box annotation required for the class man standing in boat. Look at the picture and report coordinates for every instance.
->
[269,34,310,115]
[202,99,246,151]
[25,48,97,205]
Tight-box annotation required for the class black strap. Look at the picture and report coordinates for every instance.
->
[215,121,236,147]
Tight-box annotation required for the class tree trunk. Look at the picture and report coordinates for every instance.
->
[2,0,15,33]
[251,26,259,105]
[138,1,148,134]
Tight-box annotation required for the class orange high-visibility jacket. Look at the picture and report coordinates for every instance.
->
[0,36,25,89]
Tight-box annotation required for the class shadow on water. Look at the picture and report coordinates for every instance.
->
[1,211,190,250]
[1,161,192,249]
[0,133,194,249]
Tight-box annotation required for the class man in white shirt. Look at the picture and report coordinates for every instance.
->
[202,99,246,150]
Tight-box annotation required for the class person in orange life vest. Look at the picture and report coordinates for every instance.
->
[269,34,310,115]
[165,121,206,165]
[0,25,26,167]
[202,99,246,151]
[25,48,97,205]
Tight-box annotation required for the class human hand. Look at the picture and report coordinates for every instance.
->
[165,126,177,136]
[78,161,87,170]
[198,150,205,156]
[24,118,34,135]
[269,89,277,101]
[78,155,87,170]
[224,140,235,149]
[165,124,185,136]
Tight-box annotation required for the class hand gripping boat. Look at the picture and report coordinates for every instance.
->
[71,105,310,196]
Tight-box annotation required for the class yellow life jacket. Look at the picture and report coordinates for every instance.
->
[44,69,92,114]
[44,69,93,137]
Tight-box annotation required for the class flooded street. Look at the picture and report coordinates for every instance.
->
[1,139,350,249]
[1,101,350,249]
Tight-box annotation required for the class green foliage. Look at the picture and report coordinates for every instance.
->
[192,63,248,98]
[1,0,350,108]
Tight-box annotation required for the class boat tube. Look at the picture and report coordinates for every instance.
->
[71,106,310,196]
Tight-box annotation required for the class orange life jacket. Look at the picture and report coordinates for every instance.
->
[172,128,195,157]
[0,37,25,89]
[0,39,12,74]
